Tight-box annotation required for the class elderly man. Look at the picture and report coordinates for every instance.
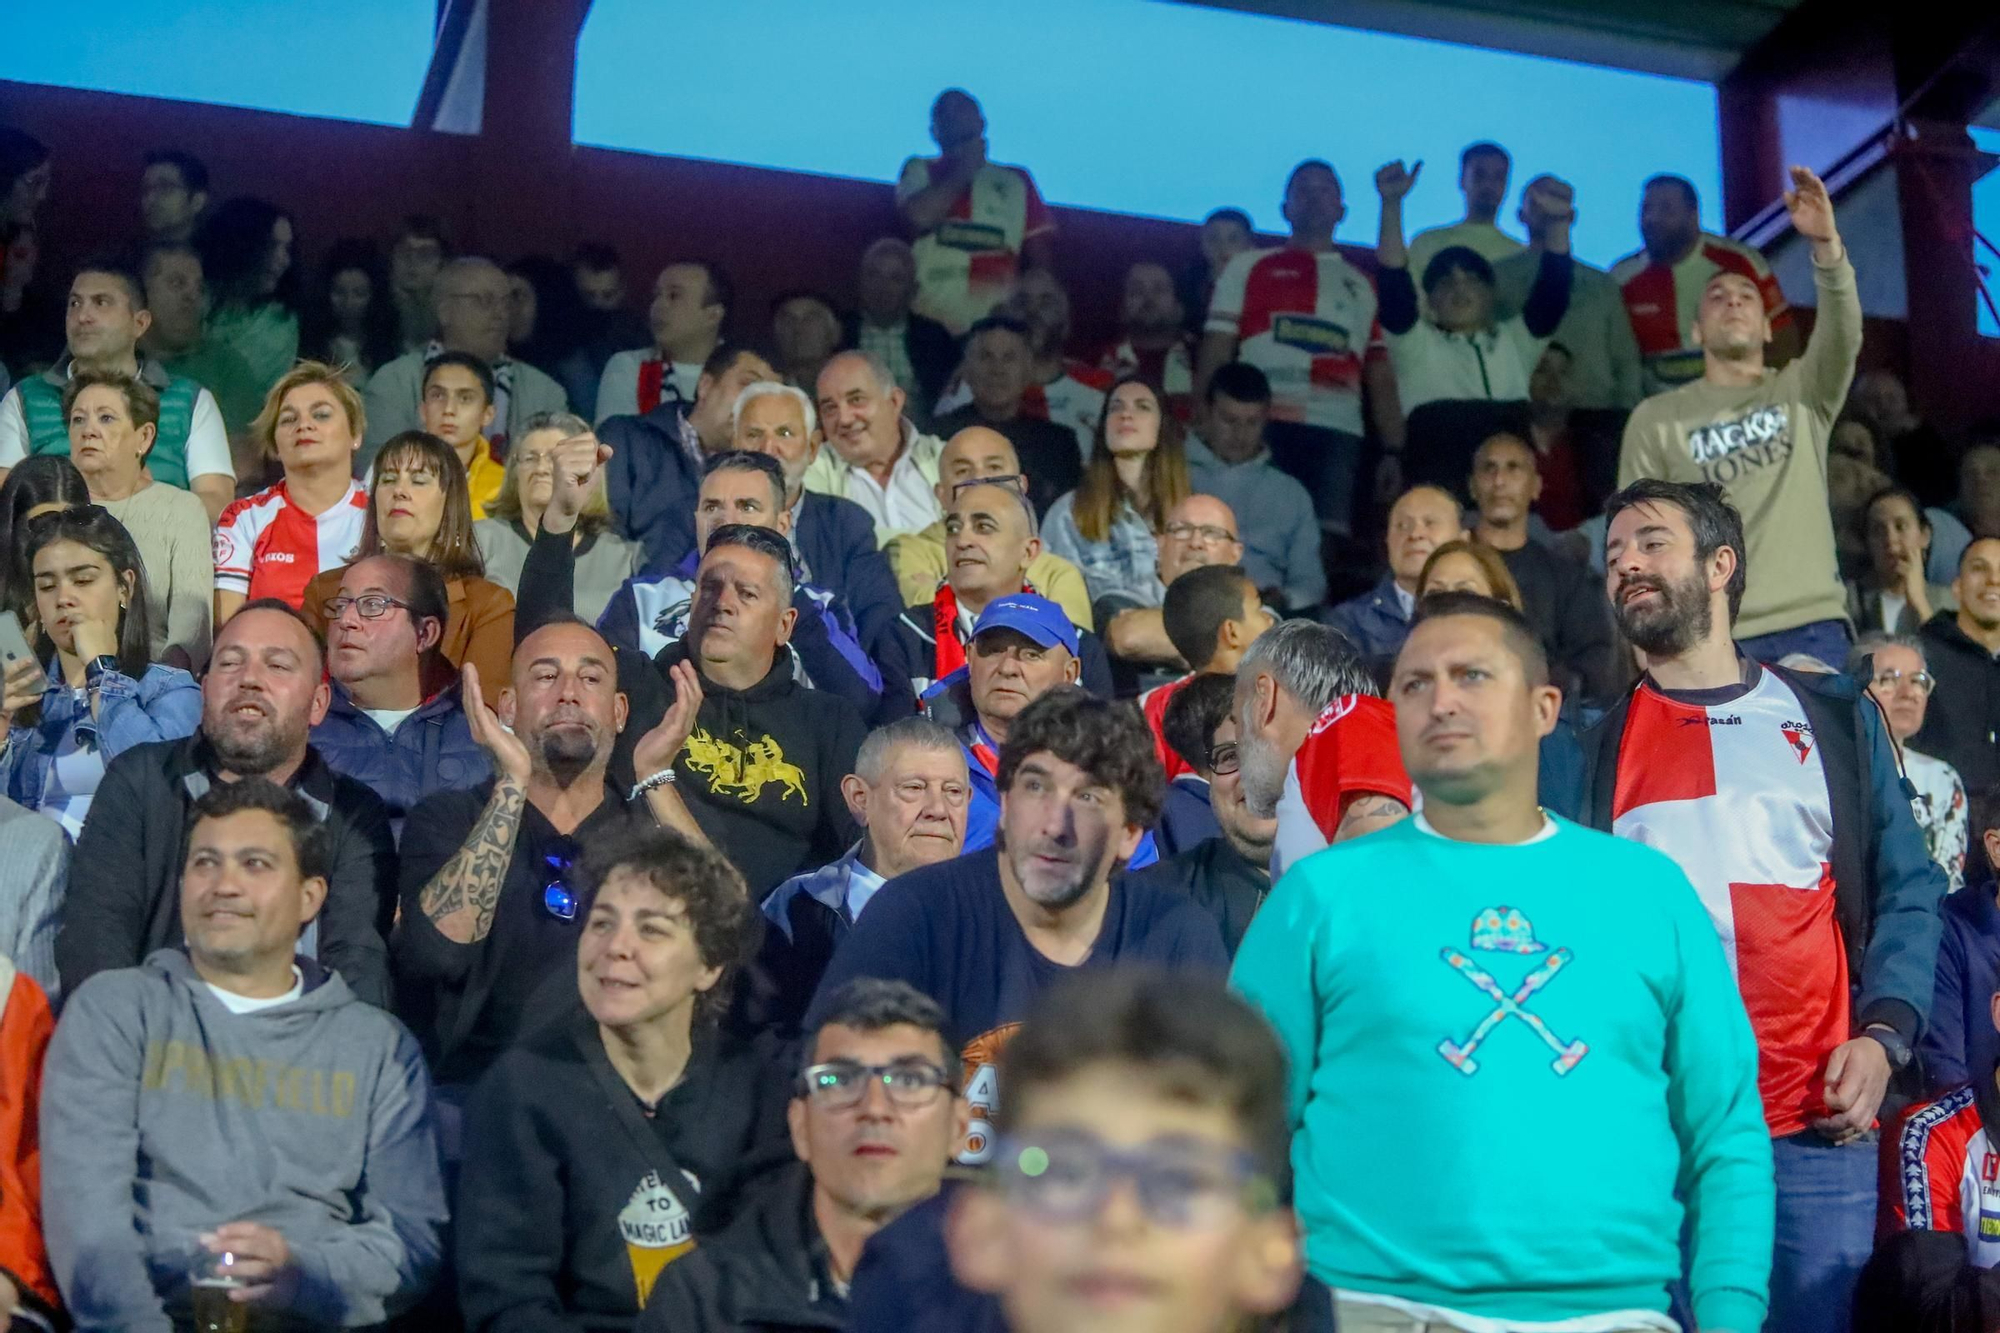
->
[1325,484,1468,666]
[729,380,904,656]
[57,601,397,1007]
[885,477,1113,699]
[930,316,1082,517]
[1618,166,1860,667]
[804,349,946,544]
[0,258,235,519]
[395,616,706,1094]
[641,979,969,1330]
[309,553,490,836]
[1187,361,1324,611]
[593,260,729,425]
[599,343,777,570]
[885,425,1092,626]
[595,450,892,724]
[843,238,957,417]
[622,523,868,896]
[760,718,971,1027]
[1101,493,1250,672]
[43,779,447,1332]
[896,89,1056,336]
[362,256,569,466]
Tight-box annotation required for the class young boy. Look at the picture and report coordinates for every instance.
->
[946,968,1302,1333]
[417,350,504,516]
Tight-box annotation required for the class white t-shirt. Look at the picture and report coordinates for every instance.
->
[0,374,233,480]
[206,966,306,1014]
[362,705,420,734]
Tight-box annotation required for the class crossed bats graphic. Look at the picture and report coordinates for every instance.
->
[1436,946,1589,1077]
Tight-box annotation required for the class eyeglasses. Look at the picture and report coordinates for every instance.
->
[950,473,1027,498]
[1872,668,1935,695]
[322,594,412,621]
[993,1131,1272,1228]
[1207,742,1240,776]
[1163,522,1238,545]
[541,838,581,921]
[798,1059,950,1110]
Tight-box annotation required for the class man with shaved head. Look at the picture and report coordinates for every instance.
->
[1618,166,1860,668]
[361,256,570,468]
[885,425,1093,626]
[395,616,707,1095]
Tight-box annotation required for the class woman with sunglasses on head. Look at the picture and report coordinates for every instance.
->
[1041,376,1190,616]
[474,411,640,625]
[62,370,213,668]
[1849,631,1966,892]
[0,506,200,841]
[302,429,516,687]
[456,825,794,1333]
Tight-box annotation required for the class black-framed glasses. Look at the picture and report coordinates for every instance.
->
[993,1130,1272,1228]
[1872,668,1935,695]
[1162,521,1238,545]
[322,594,412,621]
[950,473,1027,498]
[541,837,581,921]
[798,1059,950,1110]
[1207,742,1240,776]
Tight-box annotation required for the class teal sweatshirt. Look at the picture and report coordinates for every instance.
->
[1231,815,1772,1332]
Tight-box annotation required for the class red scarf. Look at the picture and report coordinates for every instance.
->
[930,581,1041,681]
[635,358,667,416]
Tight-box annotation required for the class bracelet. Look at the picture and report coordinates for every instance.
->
[630,768,677,800]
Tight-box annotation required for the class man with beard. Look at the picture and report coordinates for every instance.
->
[1232,618,1411,880]
[56,601,397,1007]
[1618,166,1860,667]
[394,616,708,1101]
[1584,477,1946,1333]
[805,686,1226,1167]
[1097,261,1197,421]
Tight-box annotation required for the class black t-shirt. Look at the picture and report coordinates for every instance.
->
[394,781,645,1085]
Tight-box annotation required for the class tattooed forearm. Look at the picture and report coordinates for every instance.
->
[420,777,528,944]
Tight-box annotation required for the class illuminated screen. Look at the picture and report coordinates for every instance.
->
[1973,127,2000,337]
[575,0,1723,267]
[1,0,435,127]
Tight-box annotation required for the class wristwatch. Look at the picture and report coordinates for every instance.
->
[83,654,120,686]
[1862,1024,1913,1072]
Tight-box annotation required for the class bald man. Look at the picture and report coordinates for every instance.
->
[360,256,571,467]
[885,426,1094,627]
[1325,484,1468,665]
[1102,494,1251,668]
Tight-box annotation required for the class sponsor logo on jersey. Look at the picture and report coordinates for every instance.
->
[258,550,297,565]
[1676,714,1743,726]
[937,220,1009,254]
[1271,315,1352,355]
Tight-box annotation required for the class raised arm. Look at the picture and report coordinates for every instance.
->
[1374,160,1421,336]
[414,666,532,946]
[1517,177,1576,340]
[1783,165,1864,417]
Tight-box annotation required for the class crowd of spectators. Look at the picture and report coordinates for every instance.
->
[0,91,1995,1333]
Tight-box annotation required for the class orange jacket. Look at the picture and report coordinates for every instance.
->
[303,566,517,690]
[0,960,58,1317]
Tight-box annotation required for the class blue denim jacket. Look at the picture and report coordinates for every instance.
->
[0,661,202,814]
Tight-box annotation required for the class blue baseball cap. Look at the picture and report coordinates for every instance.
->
[971,593,1079,657]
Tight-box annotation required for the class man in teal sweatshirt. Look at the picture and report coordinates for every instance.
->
[1232,591,1772,1332]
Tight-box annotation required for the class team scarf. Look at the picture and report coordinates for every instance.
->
[635,358,692,417]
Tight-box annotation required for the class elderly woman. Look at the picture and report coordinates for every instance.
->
[1042,376,1190,618]
[0,506,200,839]
[302,429,515,685]
[1850,630,1967,891]
[473,412,640,625]
[62,371,213,667]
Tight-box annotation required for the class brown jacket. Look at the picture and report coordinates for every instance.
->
[303,565,516,688]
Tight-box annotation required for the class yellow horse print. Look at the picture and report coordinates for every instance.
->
[682,727,809,804]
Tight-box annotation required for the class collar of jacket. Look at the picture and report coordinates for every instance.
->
[179,733,336,817]
[324,677,464,726]
[711,1163,848,1328]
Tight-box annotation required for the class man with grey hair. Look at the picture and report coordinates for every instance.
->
[729,379,904,657]
[758,715,971,1028]
[804,349,946,544]
[361,256,570,466]
[844,237,958,416]
[1233,618,1409,877]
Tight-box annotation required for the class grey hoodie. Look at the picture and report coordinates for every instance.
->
[41,949,446,1330]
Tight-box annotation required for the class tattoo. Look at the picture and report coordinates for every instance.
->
[420,777,528,944]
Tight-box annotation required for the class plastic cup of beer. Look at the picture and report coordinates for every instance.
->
[190,1249,249,1333]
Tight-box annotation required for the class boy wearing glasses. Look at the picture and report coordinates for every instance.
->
[945,967,1303,1333]
[641,978,968,1331]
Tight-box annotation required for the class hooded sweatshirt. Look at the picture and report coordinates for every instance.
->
[40,950,446,1331]
[457,1008,796,1333]
[650,642,867,898]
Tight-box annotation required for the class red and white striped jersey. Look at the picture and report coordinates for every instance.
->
[1140,673,1197,781]
[1205,247,1384,436]
[1611,233,1790,393]
[1883,1082,2000,1267]
[934,359,1111,457]
[1270,695,1411,880]
[1610,669,1845,1136]
[1098,335,1198,422]
[897,158,1056,336]
[213,479,370,609]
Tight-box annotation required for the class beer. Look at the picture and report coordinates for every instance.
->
[191,1276,249,1333]
[619,1171,695,1306]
